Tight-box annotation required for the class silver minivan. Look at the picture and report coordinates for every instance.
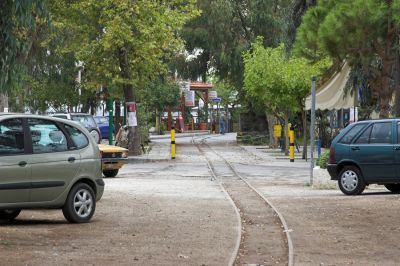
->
[0,113,104,223]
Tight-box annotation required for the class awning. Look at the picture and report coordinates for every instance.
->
[305,63,355,110]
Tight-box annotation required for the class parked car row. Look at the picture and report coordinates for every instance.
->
[0,113,129,223]
[49,113,102,143]
[0,113,104,223]
[48,113,128,178]
[94,116,114,139]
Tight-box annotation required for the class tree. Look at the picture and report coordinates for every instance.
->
[54,0,199,154]
[282,0,317,52]
[3,1,99,115]
[142,77,181,134]
[180,0,290,91]
[212,80,239,131]
[244,38,330,153]
[295,0,400,118]
[0,0,47,111]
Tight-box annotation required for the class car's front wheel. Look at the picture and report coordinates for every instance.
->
[384,184,400,193]
[0,209,21,221]
[338,166,365,195]
[103,169,119,178]
[62,183,96,223]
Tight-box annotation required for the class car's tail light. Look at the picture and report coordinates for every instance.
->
[329,147,336,164]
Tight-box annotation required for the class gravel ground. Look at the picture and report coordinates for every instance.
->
[2,133,400,265]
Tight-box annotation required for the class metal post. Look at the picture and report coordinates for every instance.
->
[289,126,295,162]
[171,127,176,159]
[123,100,126,126]
[107,98,114,145]
[310,77,317,185]
[317,139,321,159]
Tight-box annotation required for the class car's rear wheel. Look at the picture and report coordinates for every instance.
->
[90,129,101,144]
[338,166,365,195]
[0,209,21,221]
[103,169,119,178]
[384,184,400,193]
[62,183,96,223]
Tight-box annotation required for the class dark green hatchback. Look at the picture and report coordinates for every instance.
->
[328,119,400,195]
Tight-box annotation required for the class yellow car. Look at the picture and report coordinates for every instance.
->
[98,144,128,177]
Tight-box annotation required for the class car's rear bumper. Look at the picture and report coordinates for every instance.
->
[327,164,338,180]
[101,158,127,171]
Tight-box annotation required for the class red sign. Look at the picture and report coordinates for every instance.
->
[126,102,136,112]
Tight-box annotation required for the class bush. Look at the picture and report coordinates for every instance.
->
[236,134,269,145]
[316,150,330,169]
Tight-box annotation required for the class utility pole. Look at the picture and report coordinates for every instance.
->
[310,77,317,186]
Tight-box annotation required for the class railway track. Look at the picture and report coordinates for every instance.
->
[194,139,293,266]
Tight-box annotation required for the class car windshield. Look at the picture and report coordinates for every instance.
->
[71,115,97,128]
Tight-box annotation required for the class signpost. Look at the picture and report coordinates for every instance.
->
[212,97,221,103]
[310,77,317,186]
[209,90,218,99]
[107,99,114,145]
[184,90,195,107]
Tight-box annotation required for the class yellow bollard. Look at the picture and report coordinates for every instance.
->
[171,127,176,159]
[289,126,295,162]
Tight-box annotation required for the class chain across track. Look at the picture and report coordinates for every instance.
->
[194,139,293,266]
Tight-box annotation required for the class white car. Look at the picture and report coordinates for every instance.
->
[49,113,102,143]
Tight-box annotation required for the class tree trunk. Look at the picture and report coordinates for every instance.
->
[167,106,172,131]
[155,108,160,134]
[394,51,400,116]
[378,21,395,118]
[284,112,289,156]
[379,60,393,118]
[0,93,8,112]
[115,100,121,135]
[266,112,276,148]
[118,47,141,155]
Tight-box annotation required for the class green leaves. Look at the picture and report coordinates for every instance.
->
[142,77,180,112]
[294,0,400,117]
[58,0,200,90]
[244,37,330,115]
[0,0,47,92]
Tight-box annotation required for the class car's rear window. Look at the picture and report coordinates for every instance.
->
[370,122,392,143]
[339,124,367,144]
[0,119,24,155]
[71,115,97,128]
[28,118,69,153]
[64,124,89,149]
[354,122,392,144]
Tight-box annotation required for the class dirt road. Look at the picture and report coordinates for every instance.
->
[1,134,400,265]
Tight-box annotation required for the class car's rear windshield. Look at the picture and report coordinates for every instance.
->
[339,123,368,144]
[71,115,97,128]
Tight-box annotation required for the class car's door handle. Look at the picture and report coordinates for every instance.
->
[394,147,400,151]
[351,147,360,151]
[68,157,76,163]
[18,161,27,167]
